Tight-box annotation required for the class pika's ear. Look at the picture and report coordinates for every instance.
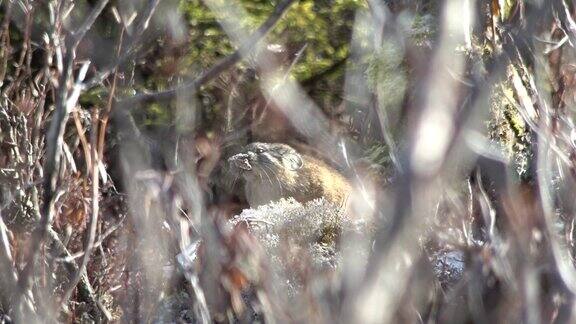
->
[285,152,303,170]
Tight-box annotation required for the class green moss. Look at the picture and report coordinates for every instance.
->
[488,81,532,177]
[365,42,407,118]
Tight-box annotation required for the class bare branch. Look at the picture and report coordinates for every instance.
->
[58,109,101,310]
[0,211,18,309]
[555,0,576,47]
[14,0,108,316]
[48,229,112,321]
[117,0,296,105]
[82,0,161,89]
[55,216,125,262]
[71,0,109,48]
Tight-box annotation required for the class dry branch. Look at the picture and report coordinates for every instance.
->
[117,0,297,106]
[59,109,101,310]
[14,1,109,318]
[82,0,162,89]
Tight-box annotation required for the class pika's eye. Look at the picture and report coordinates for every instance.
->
[255,148,265,154]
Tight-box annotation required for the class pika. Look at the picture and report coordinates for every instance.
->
[228,142,351,208]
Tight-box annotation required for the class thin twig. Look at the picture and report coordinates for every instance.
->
[82,0,161,89]
[555,0,576,47]
[98,28,124,161]
[15,0,108,316]
[7,1,32,95]
[0,0,13,88]
[48,229,112,321]
[71,0,109,48]
[72,109,92,176]
[257,43,308,124]
[117,0,296,106]
[15,52,75,317]
[0,210,18,309]
[55,216,125,262]
[59,108,100,309]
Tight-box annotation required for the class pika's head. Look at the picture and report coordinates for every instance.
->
[228,142,303,179]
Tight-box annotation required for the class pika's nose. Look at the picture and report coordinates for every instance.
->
[228,153,252,170]
[228,153,245,163]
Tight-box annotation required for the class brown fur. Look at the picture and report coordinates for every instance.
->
[278,156,350,207]
[228,143,351,208]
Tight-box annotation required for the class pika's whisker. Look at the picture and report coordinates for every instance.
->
[262,164,284,196]
[260,164,275,187]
